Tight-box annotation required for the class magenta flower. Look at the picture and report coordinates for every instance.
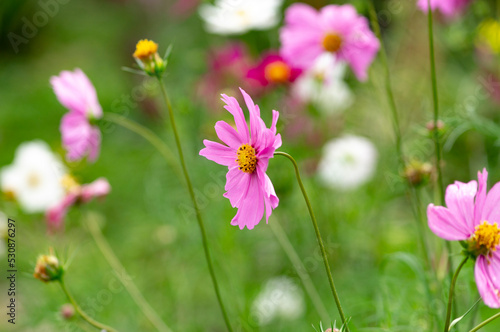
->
[427,169,500,308]
[200,88,282,230]
[417,0,472,18]
[247,53,302,87]
[46,177,111,231]
[51,69,102,162]
[279,3,380,81]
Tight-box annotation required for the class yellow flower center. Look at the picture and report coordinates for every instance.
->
[27,172,40,188]
[133,39,158,59]
[478,19,500,54]
[61,174,80,194]
[264,61,291,83]
[468,221,500,258]
[236,144,257,173]
[4,189,15,201]
[322,33,342,53]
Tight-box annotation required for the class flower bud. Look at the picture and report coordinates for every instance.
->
[404,160,432,187]
[60,303,75,320]
[426,120,445,135]
[133,39,166,77]
[33,250,63,282]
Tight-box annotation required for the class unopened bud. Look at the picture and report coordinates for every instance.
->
[33,249,63,282]
[60,303,75,320]
[404,160,433,187]
[133,39,166,77]
[426,120,445,133]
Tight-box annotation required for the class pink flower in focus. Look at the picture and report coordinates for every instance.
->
[51,69,102,162]
[427,169,500,308]
[46,177,111,231]
[247,53,302,87]
[280,3,380,81]
[200,88,282,229]
[417,0,472,18]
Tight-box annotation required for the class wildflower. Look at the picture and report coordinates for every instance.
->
[51,69,102,163]
[317,135,378,190]
[46,177,111,231]
[0,141,66,213]
[292,53,353,115]
[199,88,281,229]
[427,169,500,308]
[417,0,473,18]
[280,3,379,81]
[33,249,63,282]
[133,39,166,76]
[251,276,304,326]
[199,0,283,35]
[247,53,302,87]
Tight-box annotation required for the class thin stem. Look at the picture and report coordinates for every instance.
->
[275,151,349,331]
[469,311,500,332]
[59,277,118,332]
[270,218,330,323]
[427,0,445,202]
[85,213,172,332]
[368,1,404,168]
[157,78,233,332]
[444,255,469,332]
[102,113,182,179]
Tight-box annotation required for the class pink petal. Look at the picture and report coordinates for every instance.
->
[474,169,488,226]
[200,140,237,167]
[224,167,251,207]
[445,180,477,231]
[475,255,500,308]
[230,175,265,230]
[45,193,78,231]
[427,204,471,240]
[480,181,500,226]
[80,178,111,202]
[214,121,243,149]
[221,94,250,142]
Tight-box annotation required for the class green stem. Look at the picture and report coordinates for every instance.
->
[85,213,172,332]
[444,255,469,332]
[270,218,330,323]
[102,113,182,179]
[157,78,233,332]
[59,277,118,332]
[469,311,500,332]
[275,151,349,331]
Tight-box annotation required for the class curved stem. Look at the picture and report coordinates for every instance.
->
[469,311,500,332]
[275,151,349,331]
[270,218,330,323]
[102,113,182,179]
[157,78,233,332]
[85,213,172,332]
[59,277,118,332]
[444,255,469,332]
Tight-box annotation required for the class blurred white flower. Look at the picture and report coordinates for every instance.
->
[1,140,66,213]
[251,276,304,326]
[317,135,377,190]
[199,0,283,35]
[292,53,353,115]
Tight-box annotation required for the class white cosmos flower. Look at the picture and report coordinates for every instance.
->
[199,0,283,35]
[293,53,353,115]
[251,276,304,326]
[1,140,66,213]
[317,135,377,190]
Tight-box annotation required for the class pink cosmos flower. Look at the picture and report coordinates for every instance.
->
[417,0,472,18]
[46,178,111,231]
[51,69,102,162]
[247,53,302,87]
[279,3,380,81]
[427,169,500,308]
[199,88,282,229]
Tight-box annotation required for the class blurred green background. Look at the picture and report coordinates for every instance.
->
[1,0,500,331]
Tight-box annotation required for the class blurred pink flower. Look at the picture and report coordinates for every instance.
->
[200,88,281,229]
[417,0,472,18]
[280,3,379,81]
[197,43,258,109]
[427,169,500,308]
[51,69,102,162]
[46,177,110,231]
[247,53,302,87]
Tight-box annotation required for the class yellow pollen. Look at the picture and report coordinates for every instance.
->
[61,174,80,193]
[133,39,158,59]
[322,33,342,53]
[27,172,40,188]
[469,221,500,258]
[265,61,291,83]
[236,144,257,173]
